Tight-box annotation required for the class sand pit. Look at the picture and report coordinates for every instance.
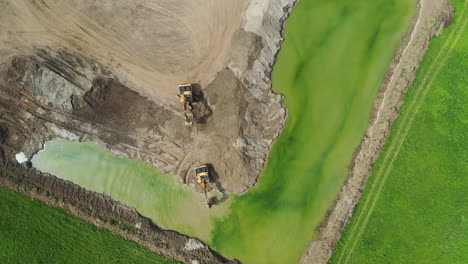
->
[0,0,247,101]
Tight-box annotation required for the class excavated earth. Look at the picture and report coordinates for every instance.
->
[0,0,295,262]
[0,0,292,195]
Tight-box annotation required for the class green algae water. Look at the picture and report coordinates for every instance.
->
[32,139,230,240]
[32,0,416,263]
[211,1,416,262]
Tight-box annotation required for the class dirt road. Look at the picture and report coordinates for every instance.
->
[336,3,466,263]
[300,0,455,263]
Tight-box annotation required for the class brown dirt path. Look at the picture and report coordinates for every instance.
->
[300,0,455,263]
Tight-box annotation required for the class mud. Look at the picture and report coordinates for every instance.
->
[1,50,260,194]
[0,64,242,261]
[299,0,455,263]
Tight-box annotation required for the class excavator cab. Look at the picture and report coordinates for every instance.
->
[194,164,214,208]
[194,165,210,187]
[178,84,194,103]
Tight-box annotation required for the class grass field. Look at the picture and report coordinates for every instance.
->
[330,1,467,263]
[0,187,180,264]
[32,0,416,263]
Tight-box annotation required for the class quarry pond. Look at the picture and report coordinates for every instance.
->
[32,0,416,263]
[32,139,230,240]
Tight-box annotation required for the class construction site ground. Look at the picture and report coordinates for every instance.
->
[0,0,455,263]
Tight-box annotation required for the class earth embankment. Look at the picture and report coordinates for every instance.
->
[0,136,238,264]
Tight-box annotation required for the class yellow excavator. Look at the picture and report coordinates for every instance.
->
[194,164,212,207]
[178,84,194,107]
[178,84,194,125]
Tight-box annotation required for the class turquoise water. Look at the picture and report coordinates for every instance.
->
[32,0,416,263]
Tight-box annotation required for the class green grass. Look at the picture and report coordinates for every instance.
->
[0,187,180,264]
[31,1,416,263]
[330,1,467,263]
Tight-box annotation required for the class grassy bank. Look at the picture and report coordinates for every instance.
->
[330,1,467,263]
[0,187,180,264]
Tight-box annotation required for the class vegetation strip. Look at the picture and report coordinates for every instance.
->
[332,0,467,262]
[0,187,181,264]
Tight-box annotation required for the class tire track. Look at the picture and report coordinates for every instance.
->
[337,3,467,263]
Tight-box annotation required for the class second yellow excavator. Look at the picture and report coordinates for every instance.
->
[194,164,212,207]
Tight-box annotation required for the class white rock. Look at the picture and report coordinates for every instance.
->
[184,238,204,250]
[15,152,28,163]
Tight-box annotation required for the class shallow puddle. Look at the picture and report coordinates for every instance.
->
[32,139,230,240]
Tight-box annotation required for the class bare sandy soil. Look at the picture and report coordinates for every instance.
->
[0,0,293,194]
[300,0,454,263]
[0,0,247,101]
